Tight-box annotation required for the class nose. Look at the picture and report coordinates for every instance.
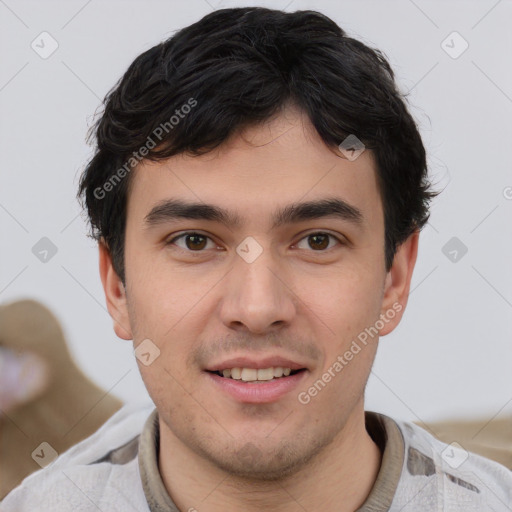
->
[218,248,297,335]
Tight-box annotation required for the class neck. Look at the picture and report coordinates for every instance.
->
[158,403,382,512]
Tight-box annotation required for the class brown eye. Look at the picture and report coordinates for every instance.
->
[169,232,215,251]
[308,234,329,250]
[295,232,340,251]
[185,234,207,250]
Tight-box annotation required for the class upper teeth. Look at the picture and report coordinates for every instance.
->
[221,367,292,381]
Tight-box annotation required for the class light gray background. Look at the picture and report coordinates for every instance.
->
[1,0,511,425]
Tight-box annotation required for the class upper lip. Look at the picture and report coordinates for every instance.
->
[205,356,308,372]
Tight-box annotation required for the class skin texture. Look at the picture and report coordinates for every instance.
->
[100,105,418,511]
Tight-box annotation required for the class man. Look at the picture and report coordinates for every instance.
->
[2,7,511,512]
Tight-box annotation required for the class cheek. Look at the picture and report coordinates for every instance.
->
[295,264,384,340]
[137,360,196,427]
[126,248,201,336]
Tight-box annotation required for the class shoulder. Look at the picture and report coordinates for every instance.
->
[1,402,154,512]
[392,415,512,510]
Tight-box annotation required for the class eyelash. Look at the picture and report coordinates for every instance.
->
[166,231,344,253]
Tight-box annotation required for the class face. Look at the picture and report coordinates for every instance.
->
[101,105,416,480]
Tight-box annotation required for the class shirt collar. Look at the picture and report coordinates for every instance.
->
[138,408,404,512]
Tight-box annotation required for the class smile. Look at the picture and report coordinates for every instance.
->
[205,368,308,403]
[210,367,302,382]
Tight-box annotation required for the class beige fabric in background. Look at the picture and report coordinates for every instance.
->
[421,417,512,470]
[0,299,122,498]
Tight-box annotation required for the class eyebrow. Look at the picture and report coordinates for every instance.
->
[144,198,363,229]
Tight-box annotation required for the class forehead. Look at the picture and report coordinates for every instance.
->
[126,107,383,230]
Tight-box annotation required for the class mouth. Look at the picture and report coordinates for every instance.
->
[206,367,306,382]
[204,358,309,403]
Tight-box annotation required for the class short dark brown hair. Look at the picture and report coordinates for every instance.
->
[78,7,436,283]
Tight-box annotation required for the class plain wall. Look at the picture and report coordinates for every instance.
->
[1,0,511,424]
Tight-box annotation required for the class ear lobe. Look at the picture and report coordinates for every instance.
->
[379,231,419,336]
[98,241,133,340]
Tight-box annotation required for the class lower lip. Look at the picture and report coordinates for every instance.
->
[206,370,308,403]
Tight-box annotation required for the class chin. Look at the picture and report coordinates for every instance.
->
[214,456,303,482]
[200,439,323,482]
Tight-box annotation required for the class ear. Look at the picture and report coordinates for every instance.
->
[379,230,419,336]
[98,241,133,340]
